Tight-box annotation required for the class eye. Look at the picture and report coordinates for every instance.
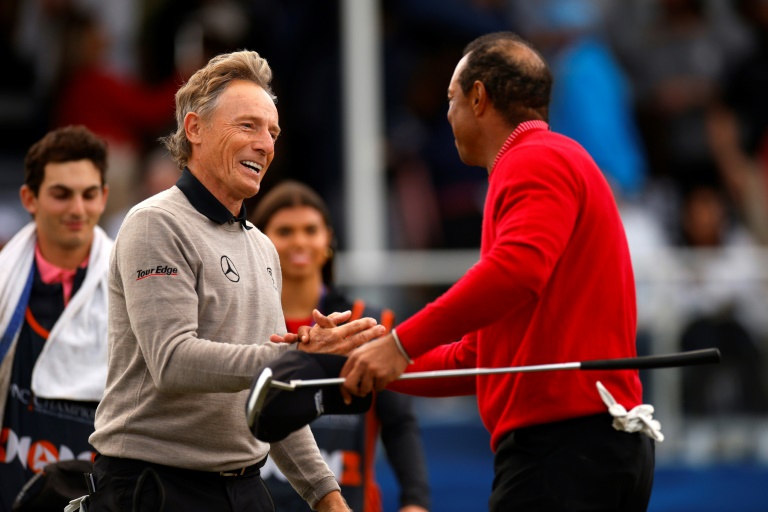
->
[275,226,292,237]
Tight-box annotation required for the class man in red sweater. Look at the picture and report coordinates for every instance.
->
[340,32,655,511]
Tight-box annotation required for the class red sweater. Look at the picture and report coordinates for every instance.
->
[391,121,643,451]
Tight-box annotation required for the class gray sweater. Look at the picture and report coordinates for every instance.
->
[90,184,339,507]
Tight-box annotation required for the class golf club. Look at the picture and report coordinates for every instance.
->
[269,348,721,391]
[246,348,720,431]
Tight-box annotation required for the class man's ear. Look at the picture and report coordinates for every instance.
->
[184,112,203,144]
[471,80,487,116]
[19,185,37,216]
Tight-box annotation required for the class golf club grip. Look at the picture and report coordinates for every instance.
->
[580,348,721,371]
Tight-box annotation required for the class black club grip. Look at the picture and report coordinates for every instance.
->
[580,348,721,371]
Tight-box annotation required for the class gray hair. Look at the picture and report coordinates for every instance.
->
[160,50,276,169]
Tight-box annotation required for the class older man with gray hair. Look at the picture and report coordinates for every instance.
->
[88,50,383,512]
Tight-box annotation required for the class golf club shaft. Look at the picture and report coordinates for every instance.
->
[283,348,720,389]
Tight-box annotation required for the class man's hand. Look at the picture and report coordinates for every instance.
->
[340,333,409,403]
[293,309,386,355]
[269,310,354,345]
[400,506,429,512]
[315,490,351,512]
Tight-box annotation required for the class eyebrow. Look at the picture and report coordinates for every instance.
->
[236,114,281,136]
[47,184,102,193]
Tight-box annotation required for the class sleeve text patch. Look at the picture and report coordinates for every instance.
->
[136,265,178,280]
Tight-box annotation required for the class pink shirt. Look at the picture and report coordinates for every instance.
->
[35,245,89,306]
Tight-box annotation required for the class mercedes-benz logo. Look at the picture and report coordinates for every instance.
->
[220,255,240,282]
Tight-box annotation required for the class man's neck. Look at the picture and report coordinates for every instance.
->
[281,275,323,319]
[187,165,243,216]
[481,117,519,174]
[36,236,91,271]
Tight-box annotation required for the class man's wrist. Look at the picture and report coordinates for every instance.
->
[316,490,350,511]
[391,328,414,364]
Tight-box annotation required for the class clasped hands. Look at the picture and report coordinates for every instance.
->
[270,309,385,355]
[270,310,410,402]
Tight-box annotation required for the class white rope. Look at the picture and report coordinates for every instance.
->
[596,381,664,442]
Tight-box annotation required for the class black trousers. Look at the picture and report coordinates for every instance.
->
[88,455,274,512]
[489,414,655,512]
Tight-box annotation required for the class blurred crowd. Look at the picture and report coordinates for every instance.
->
[1,0,767,420]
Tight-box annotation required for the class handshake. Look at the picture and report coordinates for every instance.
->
[269,309,385,355]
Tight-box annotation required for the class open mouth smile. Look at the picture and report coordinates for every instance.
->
[241,161,263,174]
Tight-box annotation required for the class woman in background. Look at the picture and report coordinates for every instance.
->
[251,181,430,512]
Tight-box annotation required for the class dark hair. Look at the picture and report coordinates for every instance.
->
[460,32,552,125]
[251,180,336,285]
[24,125,108,195]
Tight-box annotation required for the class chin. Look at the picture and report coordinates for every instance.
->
[247,181,263,197]
[456,151,473,167]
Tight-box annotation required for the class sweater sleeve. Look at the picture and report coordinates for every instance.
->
[396,147,582,358]
[376,391,431,509]
[268,426,341,509]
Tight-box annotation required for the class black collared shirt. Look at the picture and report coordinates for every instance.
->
[176,167,252,230]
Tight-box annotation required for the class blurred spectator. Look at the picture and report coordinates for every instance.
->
[720,0,768,156]
[52,9,179,221]
[384,0,507,249]
[707,107,768,244]
[510,0,649,199]
[673,183,768,415]
[386,44,476,249]
[706,0,768,244]
[681,315,766,416]
[252,181,431,512]
[0,125,112,509]
[613,0,749,194]
[7,0,140,151]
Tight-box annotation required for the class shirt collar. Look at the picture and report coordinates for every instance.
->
[491,120,550,172]
[35,244,88,306]
[176,167,252,230]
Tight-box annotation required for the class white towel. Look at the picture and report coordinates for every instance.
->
[0,222,112,406]
[596,381,664,442]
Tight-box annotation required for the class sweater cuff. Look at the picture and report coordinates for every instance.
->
[305,475,342,509]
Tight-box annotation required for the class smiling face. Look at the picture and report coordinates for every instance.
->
[20,159,108,266]
[186,80,280,212]
[263,206,331,283]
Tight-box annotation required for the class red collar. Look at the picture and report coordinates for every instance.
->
[491,120,550,172]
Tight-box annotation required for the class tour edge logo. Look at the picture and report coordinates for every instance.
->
[136,264,178,280]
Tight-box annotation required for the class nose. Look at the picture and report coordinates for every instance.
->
[252,128,275,155]
[70,195,86,216]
